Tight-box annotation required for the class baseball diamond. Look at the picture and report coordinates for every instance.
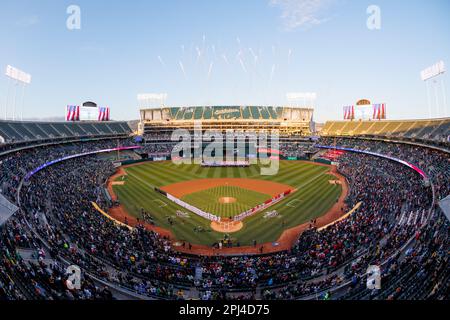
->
[180,185,272,218]
[109,160,344,247]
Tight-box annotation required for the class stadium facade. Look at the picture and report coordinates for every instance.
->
[139,106,314,136]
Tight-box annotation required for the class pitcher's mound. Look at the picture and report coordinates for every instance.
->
[219,197,237,204]
[211,219,243,233]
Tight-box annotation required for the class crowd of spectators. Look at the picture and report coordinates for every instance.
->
[0,135,448,300]
[278,142,317,158]
[139,143,175,157]
[319,137,450,200]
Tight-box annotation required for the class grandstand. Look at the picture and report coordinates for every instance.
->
[320,118,450,145]
[140,106,314,136]
[0,120,132,145]
[0,111,448,302]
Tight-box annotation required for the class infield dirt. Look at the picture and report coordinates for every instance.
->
[160,178,293,198]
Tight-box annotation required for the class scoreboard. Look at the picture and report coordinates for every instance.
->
[66,104,110,121]
[79,106,98,121]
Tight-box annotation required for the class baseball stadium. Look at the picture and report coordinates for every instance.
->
[0,0,449,306]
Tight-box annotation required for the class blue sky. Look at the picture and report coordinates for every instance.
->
[0,0,449,122]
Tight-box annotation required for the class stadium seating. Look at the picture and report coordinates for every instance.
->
[0,122,448,300]
[144,106,311,121]
[321,118,450,145]
[0,120,132,145]
[141,106,314,138]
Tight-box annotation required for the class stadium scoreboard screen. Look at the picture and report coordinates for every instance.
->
[66,104,111,121]
[79,106,99,121]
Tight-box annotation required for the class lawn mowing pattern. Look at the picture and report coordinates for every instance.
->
[181,185,271,218]
[112,161,342,246]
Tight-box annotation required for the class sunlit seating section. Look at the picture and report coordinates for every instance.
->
[321,118,450,144]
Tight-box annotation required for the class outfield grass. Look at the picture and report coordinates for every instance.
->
[112,161,342,246]
[181,185,271,218]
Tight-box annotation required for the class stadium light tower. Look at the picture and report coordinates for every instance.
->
[421,61,447,118]
[286,92,317,108]
[4,65,31,121]
[137,93,168,109]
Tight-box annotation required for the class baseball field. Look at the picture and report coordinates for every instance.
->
[110,160,343,247]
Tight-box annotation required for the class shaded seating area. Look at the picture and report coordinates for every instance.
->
[0,120,132,145]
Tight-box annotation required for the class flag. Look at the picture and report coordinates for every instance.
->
[343,106,354,120]
[380,103,386,119]
[66,106,71,121]
[98,107,104,121]
[98,107,110,121]
[66,105,80,121]
[372,103,386,120]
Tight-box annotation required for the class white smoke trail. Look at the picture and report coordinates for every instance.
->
[239,57,247,74]
[178,61,187,79]
[196,46,202,63]
[249,48,258,65]
[222,54,230,65]
[202,35,206,61]
[207,62,214,80]
[288,49,292,64]
[270,64,276,82]
[157,55,166,68]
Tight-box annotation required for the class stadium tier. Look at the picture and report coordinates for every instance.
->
[0,120,132,145]
[321,118,450,145]
[140,106,314,136]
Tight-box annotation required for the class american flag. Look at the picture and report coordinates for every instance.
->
[98,107,110,121]
[343,106,354,120]
[66,105,80,121]
[373,103,386,120]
